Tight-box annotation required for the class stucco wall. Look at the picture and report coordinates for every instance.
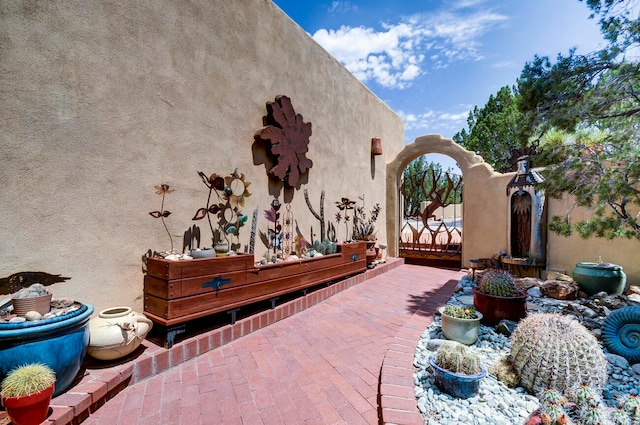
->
[0,1,404,312]
[391,135,639,286]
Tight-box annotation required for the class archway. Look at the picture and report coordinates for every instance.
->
[386,134,490,265]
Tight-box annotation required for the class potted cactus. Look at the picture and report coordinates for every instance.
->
[1,363,55,425]
[438,304,483,345]
[429,342,486,398]
[472,268,528,325]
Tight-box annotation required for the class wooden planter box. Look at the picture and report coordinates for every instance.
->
[144,242,366,346]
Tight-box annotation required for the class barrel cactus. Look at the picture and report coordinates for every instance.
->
[510,313,608,395]
[478,269,520,297]
[434,342,482,375]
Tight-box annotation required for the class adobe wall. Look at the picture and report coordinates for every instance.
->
[390,135,639,286]
[0,1,404,312]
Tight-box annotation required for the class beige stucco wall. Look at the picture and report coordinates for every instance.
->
[0,1,404,312]
[390,135,639,286]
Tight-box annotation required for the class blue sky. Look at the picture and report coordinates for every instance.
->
[271,0,607,150]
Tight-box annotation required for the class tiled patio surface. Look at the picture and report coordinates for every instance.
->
[5,259,463,425]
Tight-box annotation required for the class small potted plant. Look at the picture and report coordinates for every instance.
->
[1,363,56,425]
[350,197,381,265]
[438,304,483,345]
[429,342,486,398]
[472,268,528,325]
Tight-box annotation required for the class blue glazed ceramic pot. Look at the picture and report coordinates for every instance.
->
[0,303,93,397]
[429,354,487,399]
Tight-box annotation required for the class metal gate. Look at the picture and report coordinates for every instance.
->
[399,166,463,268]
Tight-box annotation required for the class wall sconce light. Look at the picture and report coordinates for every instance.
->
[371,137,382,155]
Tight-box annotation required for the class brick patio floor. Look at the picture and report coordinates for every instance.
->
[5,260,463,425]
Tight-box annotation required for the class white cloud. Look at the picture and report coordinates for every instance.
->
[312,7,507,89]
[398,106,469,134]
[329,1,357,14]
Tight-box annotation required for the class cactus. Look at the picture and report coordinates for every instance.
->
[581,403,608,425]
[478,269,520,297]
[312,238,337,255]
[434,342,482,375]
[573,383,602,410]
[611,408,632,425]
[541,402,568,424]
[443,304,477,319]
[539,388,566,406]
[510,313,608,395]
[1,363,55,398]
[621,394,640,422]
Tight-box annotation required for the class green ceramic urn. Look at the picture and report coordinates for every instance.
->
[573,262,627,296]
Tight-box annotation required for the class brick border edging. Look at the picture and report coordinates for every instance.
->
[41,258,405,425]
[378,275,462,425]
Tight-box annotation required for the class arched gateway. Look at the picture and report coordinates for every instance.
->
[385,135,490,266]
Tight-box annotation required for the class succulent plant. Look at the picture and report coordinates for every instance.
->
[510,313,608,395]
[478,269,521,297]
[611,407,633,425]
[573,383,601,410]
[443,304,478,319]
[434,342,482,375]
[1,363,55,398]
[539,387,566,406]
[313,238,337,255]
[540,402,569,424]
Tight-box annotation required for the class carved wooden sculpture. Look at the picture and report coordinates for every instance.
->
[255,95,313,188]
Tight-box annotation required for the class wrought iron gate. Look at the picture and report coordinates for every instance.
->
[399,167,463,268]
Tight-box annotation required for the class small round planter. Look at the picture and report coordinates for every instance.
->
[472,287,527,326]
[1,382,54,425]
[87,306,153,361]
[11,293,52,316]
[438,306,483,345]
[573,262,627,296]
[429,354,486,399]
[0,303,93,397]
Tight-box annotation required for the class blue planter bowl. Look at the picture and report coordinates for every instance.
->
[429,354,486,399]
[0,303,93,397]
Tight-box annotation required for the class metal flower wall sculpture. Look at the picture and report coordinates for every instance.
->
[192,169,251,252]
[255,95,313,188]
[149,184,175,253]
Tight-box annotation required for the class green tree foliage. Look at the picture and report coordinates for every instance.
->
[517,0,640,239]
[453,86,526,172]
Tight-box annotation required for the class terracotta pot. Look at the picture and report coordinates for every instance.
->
[472,287,527,326]
[87,307,153,361]
[438,306,483,345]
[1,382,54,425]
[429,354,486,399]
[11,293,52,317]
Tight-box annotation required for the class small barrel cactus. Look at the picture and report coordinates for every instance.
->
[581,403,607,425]
[443,304,477,319]
[478,269,519,297]
[1,363,55,398]
[510,313,608,395]
[621,394,640,422]
[434,342,482,375]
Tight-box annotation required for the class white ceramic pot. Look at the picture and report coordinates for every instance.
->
[87,307,153,361]
[438,306,483,345]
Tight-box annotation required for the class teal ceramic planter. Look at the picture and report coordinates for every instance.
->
[573,262,627,296]
[0,303,93,397]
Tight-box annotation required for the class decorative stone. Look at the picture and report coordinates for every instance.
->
[24,310,42,321]
[540,280,579,300]
[602,306,640,363]
[546,271,574,282]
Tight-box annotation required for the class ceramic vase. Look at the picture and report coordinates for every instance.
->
[573,262,627,296]
[87,307,153,361]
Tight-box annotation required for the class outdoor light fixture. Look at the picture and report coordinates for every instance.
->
[371,137,382,155]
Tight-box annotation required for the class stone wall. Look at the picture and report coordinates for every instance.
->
[0,1,404,312]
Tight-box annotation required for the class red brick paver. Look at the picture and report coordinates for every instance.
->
[30,263,463,425]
